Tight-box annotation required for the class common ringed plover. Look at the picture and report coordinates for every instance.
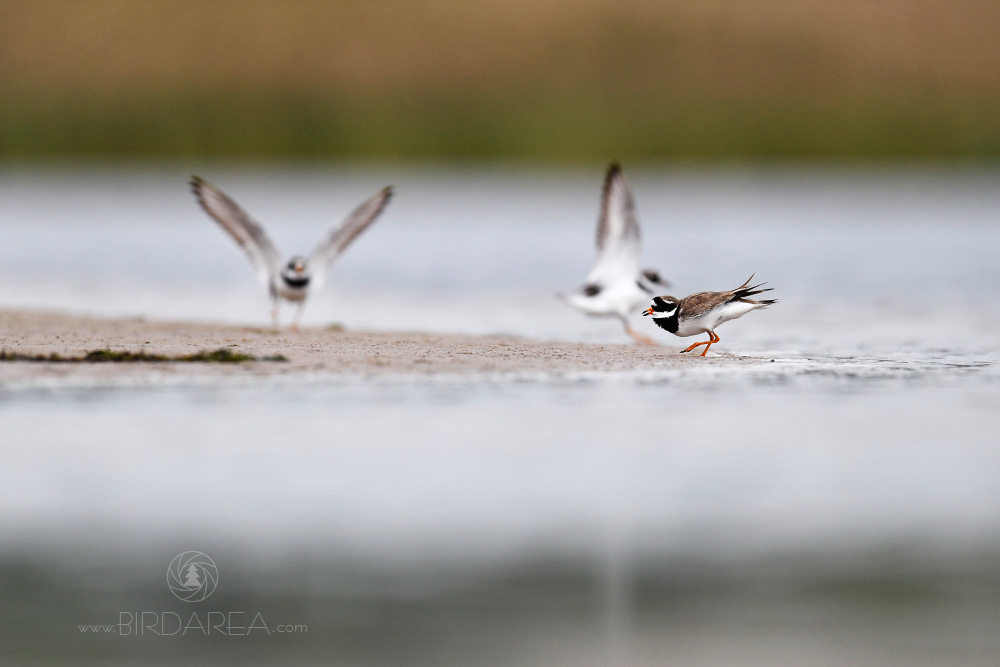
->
[191,176,392,330]
[642,275,776,356]
[560,163,669,344]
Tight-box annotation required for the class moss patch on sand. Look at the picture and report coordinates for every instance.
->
[0,348,287,363]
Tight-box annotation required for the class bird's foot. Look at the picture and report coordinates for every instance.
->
[682,333,718,356]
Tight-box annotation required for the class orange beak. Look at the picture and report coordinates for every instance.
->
[642,307,653,317]
[294,265,304,274]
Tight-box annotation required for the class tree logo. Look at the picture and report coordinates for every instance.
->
[167,552,219,602]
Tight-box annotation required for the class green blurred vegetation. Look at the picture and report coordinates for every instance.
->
[6,553,1000,664]
[1,0,999,161]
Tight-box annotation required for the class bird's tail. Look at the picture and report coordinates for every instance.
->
[732,274,777,306]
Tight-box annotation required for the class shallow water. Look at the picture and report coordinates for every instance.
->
[1,165,999,666]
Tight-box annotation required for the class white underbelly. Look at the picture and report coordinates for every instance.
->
[676,301,761,336]
[674,313,713,337]
[273,283,309,302]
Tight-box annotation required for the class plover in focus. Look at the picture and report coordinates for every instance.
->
[642,275,776,356]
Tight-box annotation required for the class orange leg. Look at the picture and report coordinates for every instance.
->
[699,331,720,356]
[625,323,658,345]
[680,332,719,355]
[680,340,709,353]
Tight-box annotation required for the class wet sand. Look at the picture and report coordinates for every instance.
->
[0,309,763,386]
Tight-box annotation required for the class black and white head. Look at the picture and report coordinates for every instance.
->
[281,256,311,287]
[642,296,678,319]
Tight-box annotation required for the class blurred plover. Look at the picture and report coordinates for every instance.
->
[559,163,669,344]
[191,176,392,329]
[642,275,776,355]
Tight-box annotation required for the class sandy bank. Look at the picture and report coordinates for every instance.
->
[0,309,763,386]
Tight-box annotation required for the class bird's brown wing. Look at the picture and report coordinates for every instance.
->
[677,290,736,319]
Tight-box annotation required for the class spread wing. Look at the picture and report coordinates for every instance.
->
[191,176,281,287]
[585,163,641,286]
[308,186,393,290]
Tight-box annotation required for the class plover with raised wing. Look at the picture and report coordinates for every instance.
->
[191,176,392,329]
[559,163,669,344]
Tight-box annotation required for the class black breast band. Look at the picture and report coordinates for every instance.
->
[652,314,679,334]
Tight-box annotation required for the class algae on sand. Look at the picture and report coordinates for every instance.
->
[0,348,286,364]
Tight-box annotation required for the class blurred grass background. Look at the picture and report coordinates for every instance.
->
[1,0,999,161]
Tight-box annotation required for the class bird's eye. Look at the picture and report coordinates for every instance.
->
[644,270,660,283]
[584,284,601,297]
